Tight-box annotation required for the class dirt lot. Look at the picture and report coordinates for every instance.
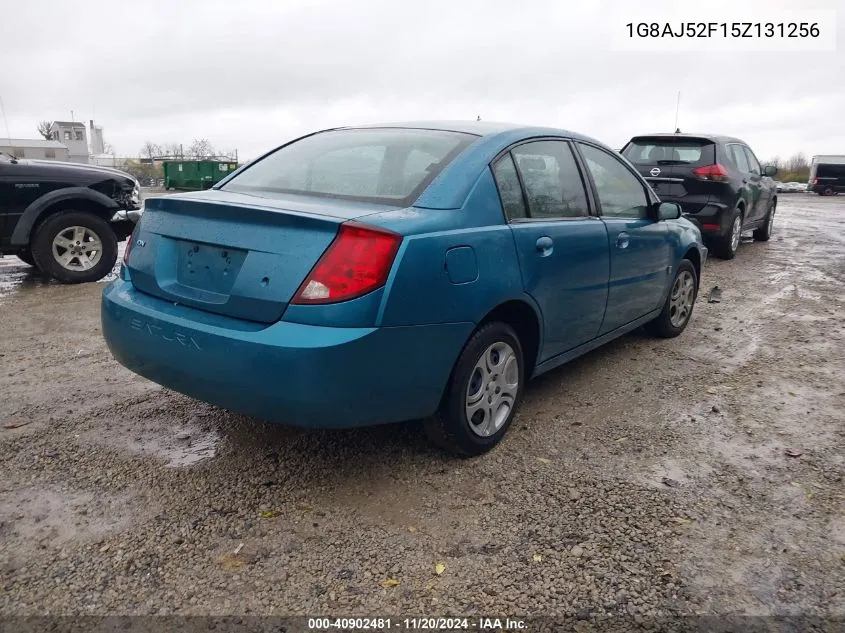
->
[0,194,843,620]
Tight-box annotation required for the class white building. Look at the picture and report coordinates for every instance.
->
[89,119,105,155]
[49,121,89,163]
[0,138,70,161]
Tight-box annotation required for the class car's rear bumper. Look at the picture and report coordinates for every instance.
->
[680,201,731,237]
[101,279,473,428]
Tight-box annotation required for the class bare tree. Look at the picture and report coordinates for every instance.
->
[37,120,53,140]
[161,142,183,158]
[187,138,215,159]
[785,152,808,173]
[139,141,162,161]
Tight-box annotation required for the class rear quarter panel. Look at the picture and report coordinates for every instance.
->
[369,168,526,327]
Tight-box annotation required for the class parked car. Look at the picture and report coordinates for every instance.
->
[102,122,707,456]
[775,181,785,192]
[620,133,778,260]
[785,182,804,192]
[0,152,142,282]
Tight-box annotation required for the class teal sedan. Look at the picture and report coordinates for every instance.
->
[102,121,707,456]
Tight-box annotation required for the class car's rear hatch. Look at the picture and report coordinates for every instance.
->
[125,190,395,323]
[621,135,717,210]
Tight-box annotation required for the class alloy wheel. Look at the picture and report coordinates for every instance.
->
[52,226,104,272]
[730,216,742,253]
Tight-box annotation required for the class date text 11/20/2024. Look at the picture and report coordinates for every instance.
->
[626,22,820,38]
[307,617,527,630]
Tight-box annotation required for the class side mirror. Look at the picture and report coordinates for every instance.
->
[656,201,682,221]
[763,165,778,177]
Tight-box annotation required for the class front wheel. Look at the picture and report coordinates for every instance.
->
[17,249,37,268]
[647,259,698,339]
[31,211,118,283]
[423,322,525,457]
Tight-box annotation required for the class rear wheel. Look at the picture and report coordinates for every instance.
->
[423,322,524,457]
[710,209,742,260]
[31,210,118,283]
[753,200,776,241]
[647,259,698,338]
[823,187,835,196]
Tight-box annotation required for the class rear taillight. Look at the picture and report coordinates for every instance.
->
[812,177,819,185]
[692,163,730,182]
[123,230,135,265]
[291,221,402,305]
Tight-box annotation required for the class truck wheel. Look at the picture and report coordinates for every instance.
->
[17,249,37,268]
[423,322,525,457]
[31,211,118,284]
[823,187,835,196]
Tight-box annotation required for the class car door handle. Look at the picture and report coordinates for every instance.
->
[616,232,630,249]
[535,236,554,257]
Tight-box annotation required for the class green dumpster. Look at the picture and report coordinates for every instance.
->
[163,160,239,191]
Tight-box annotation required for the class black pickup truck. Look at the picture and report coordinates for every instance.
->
[0,152,142,283]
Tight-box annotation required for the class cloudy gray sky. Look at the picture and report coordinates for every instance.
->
[1,0,841,162]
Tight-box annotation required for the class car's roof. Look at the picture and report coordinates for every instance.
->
[630,132,747,144]
[341,120,596,141]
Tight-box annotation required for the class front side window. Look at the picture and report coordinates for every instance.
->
[511,140,589,219]
[491,154,527,220]
[222,128,475,205]
[578,143,649,219]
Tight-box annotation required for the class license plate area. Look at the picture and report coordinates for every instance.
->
[176,240,247,293]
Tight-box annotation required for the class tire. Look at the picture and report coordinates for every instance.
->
[823,187,835,196]
[709,208,742,260]
[647,259,698,339]
[17,249,37,268]
[31,210,118,284]
[423,322,525,457]
[753,200,776,242]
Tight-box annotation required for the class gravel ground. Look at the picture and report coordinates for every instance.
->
[0,194,843,621]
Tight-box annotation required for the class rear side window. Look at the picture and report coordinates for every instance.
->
[491,154,527,220]
[222,128,476,206]
[511,141,589,219]
[742,146,762,175]
[727,144,751,173]
[622,138,714,166]
[817,164,845,179]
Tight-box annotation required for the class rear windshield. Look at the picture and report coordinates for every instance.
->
[622,138,715,166]
[222,128,476,205]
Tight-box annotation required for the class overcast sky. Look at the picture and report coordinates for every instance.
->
[1,0,841,162]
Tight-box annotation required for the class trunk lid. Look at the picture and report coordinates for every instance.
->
[621,135,716,202]
[126,190,398,323]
